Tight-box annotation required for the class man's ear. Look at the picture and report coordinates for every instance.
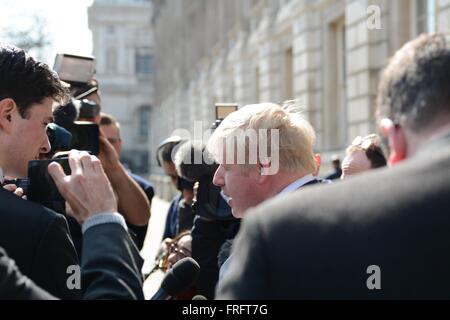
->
[0,98,16,133]
[380,118,407,166]
[256,161,271,184]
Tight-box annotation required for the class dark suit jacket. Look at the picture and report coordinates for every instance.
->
[128,172,154,250]
[0,247,56,300]
[81,223,144,300]
[0,188,80,299]
[0,223,144,299]
[217,135,450,299]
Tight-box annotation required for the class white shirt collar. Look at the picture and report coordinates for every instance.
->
[277,174,315,196]
[0,167,3,184]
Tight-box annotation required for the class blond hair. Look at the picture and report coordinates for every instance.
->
[206,102,316,174]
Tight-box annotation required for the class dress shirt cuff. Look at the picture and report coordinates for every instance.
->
[82,212,128,234]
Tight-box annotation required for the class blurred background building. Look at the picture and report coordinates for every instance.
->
[88,0,450,198]
[88,0,154,174]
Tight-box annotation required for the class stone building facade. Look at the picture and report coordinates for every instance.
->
[88,0,154,174]
[151,0,450,186]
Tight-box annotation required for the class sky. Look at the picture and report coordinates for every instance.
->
[0,0,94,65]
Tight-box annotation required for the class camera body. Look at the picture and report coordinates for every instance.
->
[68,121,100,155]
[27,157,71,212]
[1,158,71,213]
[47,121,99,156]
[47,123,72,155]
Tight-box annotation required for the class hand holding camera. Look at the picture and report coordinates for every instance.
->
[48,150,118,224]
[98,129,120,173]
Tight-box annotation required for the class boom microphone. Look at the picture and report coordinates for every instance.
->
[174,141,217,182]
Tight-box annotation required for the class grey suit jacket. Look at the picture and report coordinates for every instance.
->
[217,135,450,299]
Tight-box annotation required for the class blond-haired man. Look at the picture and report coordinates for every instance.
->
[207,102,321,279]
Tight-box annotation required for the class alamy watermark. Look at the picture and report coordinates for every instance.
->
[366,265,381,290]
[66,263,383,291]
[67,265,81,290]
[169,121,280,175]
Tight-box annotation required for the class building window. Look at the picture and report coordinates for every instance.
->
[336,18,347,147]
[138,106,150,139]
[140,151,149,173]
[107,25,115,35]
[106,47,117,74]
[414,0,436,35]
[325,16,347,150]
[135,51,153,76]
[283,47,294,101]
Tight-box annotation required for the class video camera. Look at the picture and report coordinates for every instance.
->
[27,157,71,211]
[51,53,100,156]
[50,98,100,156]
[1,157,70,213]
[173,103,238,221]
[46,120,99,157]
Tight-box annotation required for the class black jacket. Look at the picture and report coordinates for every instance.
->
[81,223,144,300]
[0,188,80,299]
[217,135,450,299]
[0,223,144,299]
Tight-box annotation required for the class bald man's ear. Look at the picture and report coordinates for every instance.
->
[0,98,16,133]
[380,118,407,166]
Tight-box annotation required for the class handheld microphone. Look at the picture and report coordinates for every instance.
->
[192,295,207,300]
[150,257,200,300]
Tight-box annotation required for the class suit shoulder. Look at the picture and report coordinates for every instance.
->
[247,153,450,230]
[0,188,65,228]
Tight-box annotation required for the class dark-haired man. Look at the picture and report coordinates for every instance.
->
[1,150,144,300]
[0,45,80,299]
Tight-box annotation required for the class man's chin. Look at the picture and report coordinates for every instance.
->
[4,168,27,179]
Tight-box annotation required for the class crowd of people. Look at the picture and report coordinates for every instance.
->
[1,32,450,299]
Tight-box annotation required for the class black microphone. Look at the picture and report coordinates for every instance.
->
[151,257,200,300]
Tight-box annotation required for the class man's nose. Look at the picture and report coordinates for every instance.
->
[40,134,51,154]
[212,165,224,187]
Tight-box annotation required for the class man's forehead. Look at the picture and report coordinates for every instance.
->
[27,98,54,118]
[101,123,120,135]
